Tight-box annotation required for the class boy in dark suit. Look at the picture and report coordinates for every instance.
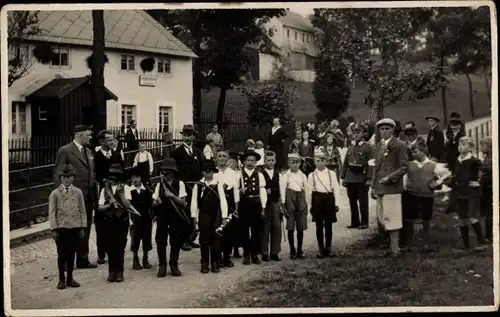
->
[370,118,409,257]
[128,167,154,270]
[340,124,373,230]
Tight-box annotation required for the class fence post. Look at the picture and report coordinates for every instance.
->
[27,147,33,228]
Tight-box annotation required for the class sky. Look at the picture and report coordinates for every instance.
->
[290,6,314,17]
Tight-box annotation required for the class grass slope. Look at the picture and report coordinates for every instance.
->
[201,74,491,133]
[189,194,495,308]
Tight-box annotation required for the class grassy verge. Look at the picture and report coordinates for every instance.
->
[190,194,495,308]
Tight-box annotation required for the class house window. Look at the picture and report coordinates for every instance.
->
[158,106,172,133]
[11,102,27,135]
[121,104,136,127]
[294,31,297,40]
[50,48,69,66]
[38,105,48,121]
[157,59,171,74]
[9,44,30,63]
[120,55,135,71]
[287,29,290,38]
[307,34,310,43]
[302,33,305,42]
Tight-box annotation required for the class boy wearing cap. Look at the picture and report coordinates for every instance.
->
[238,150,268,265]
[308,151,342,258]
[281,152,310,259]
[49,164,87,289]
[97,164,132,282]
[445,117,466,172]
[425,116,445,163]
[260,151,283,262]
[340,123,373,230]
[128,167,154,270]
[152,158,190,277]
[191,160,228,273]
[403,122,426,158]
[214,149,240,267]
[370,118,409,257]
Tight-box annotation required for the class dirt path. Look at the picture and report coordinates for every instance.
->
[9,198,376,310]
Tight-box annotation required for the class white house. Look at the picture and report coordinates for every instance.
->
[255,11,318,82]
[8,9,196,140]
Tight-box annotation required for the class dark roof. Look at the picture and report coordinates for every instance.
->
[26,76,118,101]
[23,10,196,58]
[279,11,315,32]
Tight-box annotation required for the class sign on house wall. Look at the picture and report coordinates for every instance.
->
[139,74,157,87]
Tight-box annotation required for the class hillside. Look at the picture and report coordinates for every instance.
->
[201,74,491,133]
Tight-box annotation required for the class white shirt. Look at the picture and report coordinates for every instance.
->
[241,168,268,208]
[152,180,187,200]
[73,140,83,152]
[271,126,281,135]
[280,170,309,204]
[307,168,342,208]
[215,167,240,203]
[98,184,132,205]
[255,148,265,165]
[183,142,193,155]
[190,177,228,218]
[382,137,392,147]
[133,151,154,173]
[100,148,112,158]
[458,153,473,163]
[131,184,147,193]
[264,168,275,179]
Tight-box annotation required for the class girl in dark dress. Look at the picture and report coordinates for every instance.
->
[321,131,342,179]
[298,130,315,176]
[479,137,493,242]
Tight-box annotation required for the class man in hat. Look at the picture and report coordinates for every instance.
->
[340,123,374,230]
[152,158,190,277]
[403,122,426,160]
[238,150,268,265]
[267,117,289,171]
[445,112,466,142]
[93,129,125,264]
[445,116,466,172]
[97,163,132,282]
[48,164,86,289]
[425,115,445,162]
[170,124,203,251]
[370,118,409,257]
[54,125,98,269]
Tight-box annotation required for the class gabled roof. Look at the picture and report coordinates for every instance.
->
[26,76,118,101]
[24,10,196,58]
[279,11,315,33]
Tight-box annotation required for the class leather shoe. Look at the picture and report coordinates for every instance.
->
[201,263,210,273]
[211,262,220,273]
[170,265,182,276]
[157,265,167,278]
[97,257,105,264]
[242,256,251,265]
[270,254,281,261]
[262,254,270,262]
[115,272,124,282]
[251,256,261,264]
[189,241,200,248]
[107,272,116,282]
[66,279,80,287]
[57,280,66,289]
[77,262,97,269]
[223,258,235,267]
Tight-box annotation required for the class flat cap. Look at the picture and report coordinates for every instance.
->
[375,118,396,128]
[314,149,326,159]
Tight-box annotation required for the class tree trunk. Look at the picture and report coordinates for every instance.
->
[465,72,475,118]
[192,22,203,128]
[483,67,491,100]
[91,10,106,146]
[216,85,228,128]
[439,55,448,126]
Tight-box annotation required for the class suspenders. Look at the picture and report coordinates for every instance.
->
[312,170,333,194]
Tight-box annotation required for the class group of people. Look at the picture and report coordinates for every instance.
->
[47,112,493,290]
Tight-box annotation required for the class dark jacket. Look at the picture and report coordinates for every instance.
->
[426,125,445,162]
[341,141,374,184]
[125,126,139,151]
[170,144,203,184]
[94,149,125,190]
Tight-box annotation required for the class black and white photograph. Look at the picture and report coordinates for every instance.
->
[2,1,498,315]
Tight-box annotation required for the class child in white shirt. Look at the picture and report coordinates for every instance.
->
[255,140,265,169]
[132,143,154,185]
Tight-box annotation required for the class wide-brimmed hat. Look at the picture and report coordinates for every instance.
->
[202,159,219,173]
[403,121,418,135]
[376,118,396,128]
[127,166,142,178]
[60,164,76,177]
[239,150,261,162]
[108,164,126,180]
[425,115,440,122]
[160,158,178,172]
[180,124,197,135]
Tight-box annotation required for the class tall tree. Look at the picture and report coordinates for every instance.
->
[148,9,286,126]
[91,10,106,136]
[7,11,40,87]
[312,8,447,125]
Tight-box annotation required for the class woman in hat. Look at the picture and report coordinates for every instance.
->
[48,164,87,289]
[97,163,132,283]
[151,158,190,278]
[425,115,445,162]
[190,160,228,273]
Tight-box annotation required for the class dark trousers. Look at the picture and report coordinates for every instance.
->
[77,197,94,266]
[155,222,181,266]
[199,211,221,264]
[104,217,129,273]
[315,220,333,251]
[346,183,369,227]
[94,212,106,259]
[55,228,80,281]
[240,197,264,257]
[183,187,196,243]
[221,197,237,256]
[261,201,282,256]
[130,218,153,253]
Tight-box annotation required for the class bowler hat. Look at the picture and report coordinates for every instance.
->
[108,164,126,180]
[160,158,178,172]
[180,124,197,135]
[202,159,219,173]
[60,164,76,177]
[425,115,440,122]
[375,118,396,128]
[239,150,261,162]
[450,118,463,126]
